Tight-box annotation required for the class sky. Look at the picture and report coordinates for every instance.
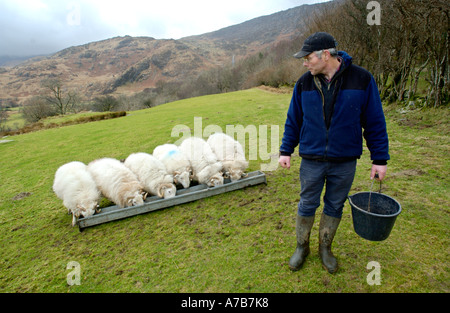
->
[0,0,330,57]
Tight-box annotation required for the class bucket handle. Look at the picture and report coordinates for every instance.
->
[371,173,382,193]
[367,173,382,213]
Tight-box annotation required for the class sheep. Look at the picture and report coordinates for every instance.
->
[124,152,177,199]
[153,144,192,189]
[52,161,101,226]
[178,136,224,187]
[87,158,146,208]
[207,132,249,182]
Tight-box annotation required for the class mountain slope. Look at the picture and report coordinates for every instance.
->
[184,4,319,45]
[0,3,325,103]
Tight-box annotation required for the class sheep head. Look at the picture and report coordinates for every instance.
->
[76,201,99,217]
[72,201,99,227]
[157,183,177,199]
[227,168,248,182]
[126,190,145,207]
[173,170,191,189]
[207,173,224,187]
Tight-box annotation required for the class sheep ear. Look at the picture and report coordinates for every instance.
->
[157,187,164,198]
[142,192,148,200]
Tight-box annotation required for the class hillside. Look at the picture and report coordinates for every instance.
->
[0,36,217,100]
[181,4,321,54]
[0,3,326,104]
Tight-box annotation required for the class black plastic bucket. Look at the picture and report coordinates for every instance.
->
[348,192,401,241]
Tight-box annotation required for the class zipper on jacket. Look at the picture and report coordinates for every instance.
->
[314,76,329,159]
[313,61,346,160]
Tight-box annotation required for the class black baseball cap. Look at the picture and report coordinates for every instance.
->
[293,32,338,59]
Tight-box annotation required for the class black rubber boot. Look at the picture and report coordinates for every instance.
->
[289,215,315,271]
[319,213,341,274]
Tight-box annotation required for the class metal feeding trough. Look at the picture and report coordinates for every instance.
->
[77,170,267,231]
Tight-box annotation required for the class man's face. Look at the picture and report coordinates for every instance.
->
[303,52,325,76]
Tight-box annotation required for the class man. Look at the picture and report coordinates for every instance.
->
[279,32,389,274]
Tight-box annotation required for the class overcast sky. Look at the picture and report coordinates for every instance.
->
[0,0,330,57]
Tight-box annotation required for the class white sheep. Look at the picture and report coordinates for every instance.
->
[207,132,249,182]
[87,158,146,208]
[124,152,177,199]
[153,143,192,189]
[53,161,101,226]
[178,136,224,187]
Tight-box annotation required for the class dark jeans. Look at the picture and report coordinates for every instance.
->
[298,158,357,218]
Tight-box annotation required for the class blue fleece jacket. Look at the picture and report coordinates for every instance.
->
[280,51,389,163]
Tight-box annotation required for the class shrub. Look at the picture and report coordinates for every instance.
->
[92,96,119,112]
[21,96,57,123]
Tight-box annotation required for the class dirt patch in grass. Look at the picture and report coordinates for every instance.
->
[12,192,32,201]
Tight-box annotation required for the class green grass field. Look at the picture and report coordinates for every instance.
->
[3,107,25,130]
[0,88,448,293]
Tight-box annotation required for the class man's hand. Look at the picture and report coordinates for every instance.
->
[279,155,291,169]
[371,164,387,181]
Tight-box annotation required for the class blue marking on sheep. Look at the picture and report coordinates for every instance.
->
[167,150,178,157]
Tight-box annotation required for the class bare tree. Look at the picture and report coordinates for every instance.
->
[41,78,79,115]
[304,0,448,107]
[420,0,449,107]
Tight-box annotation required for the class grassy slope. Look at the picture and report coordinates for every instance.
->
[0,88,448,292]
